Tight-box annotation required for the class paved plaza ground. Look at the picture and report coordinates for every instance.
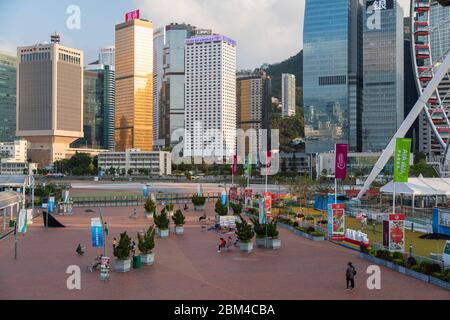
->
[0,203,449,300]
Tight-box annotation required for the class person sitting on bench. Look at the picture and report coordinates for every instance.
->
[199,213,207,222]
[76,243,85,256]
[217,238,227,253]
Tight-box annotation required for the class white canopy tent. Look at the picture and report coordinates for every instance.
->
[380,177,450,208]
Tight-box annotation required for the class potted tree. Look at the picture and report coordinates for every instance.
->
[250,216,267,248]
[144,197,156,219]
[153,210,170,238]
[235,215,255,253]
[192,194,206,211]
[165,203,175,217]
[215,199,228,216]
[113,232,132,272]
[266,221,281,250]
[137,226,155,265]
[172,209,186,235]
[231,202,243,215]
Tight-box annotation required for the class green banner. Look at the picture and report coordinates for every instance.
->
[394,138,412,183]
[247,153,252,177]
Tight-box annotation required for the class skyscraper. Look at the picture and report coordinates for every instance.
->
[303,0,363,154]
[0,51,17,142]
[153,27,165,146]
[237,69,272,154]
[184,35,237,158]
[362,0,404,152]
[281,73,296,118]
[115,12,153,152]
[16,34,84,166]
[99,46,115,66]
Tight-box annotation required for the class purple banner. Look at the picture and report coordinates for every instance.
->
[335,144,348,180]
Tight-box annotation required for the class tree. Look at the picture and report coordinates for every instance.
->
[287,176,316,207]
[410,160,438,178]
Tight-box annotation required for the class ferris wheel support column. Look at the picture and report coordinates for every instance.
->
[357,51,450,200]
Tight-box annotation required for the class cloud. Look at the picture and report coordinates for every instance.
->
[0,39,18,55]
[134,0,305,69]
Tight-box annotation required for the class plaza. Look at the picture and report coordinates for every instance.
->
[0,200,448,300]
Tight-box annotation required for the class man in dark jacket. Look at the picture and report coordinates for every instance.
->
[346,262,357,290]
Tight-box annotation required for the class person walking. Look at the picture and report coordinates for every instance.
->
[104,222,109,236]
[346,262,357,290]
[112,238,117,250]
[131,241,137,257]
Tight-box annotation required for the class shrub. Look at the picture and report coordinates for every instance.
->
[266,221,279,239]
[310,231,324,237]
[411,265,422,273]
[235,215,255,243]
[215,199,229,216]
[153,210,170,230]
[137,226,155,254]
[360,245,369,254]
[144,197,156,214]
[191,194,206,206]
[421,262,442,276]
[406,257,418,269]
[432,273,447,281]
[306,226,315,234]
[165,203,174,212]
[247,208,259,216]
[113,232,131,260]
[306,216,314,221]
[376,250,392,261]
[393,259,405,267]
[370,249,378,256]
[172,210,186,227]
[392,252,404,261]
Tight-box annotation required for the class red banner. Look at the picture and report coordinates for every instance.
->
[335,144,348,180]
[125,9,140,22]
[232,155,237,176]
[264,192,272,219]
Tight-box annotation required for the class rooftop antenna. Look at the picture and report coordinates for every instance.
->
[51,32,61,44]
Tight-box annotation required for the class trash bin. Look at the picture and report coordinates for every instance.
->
[9,220,15,228]
[133,255,141,269]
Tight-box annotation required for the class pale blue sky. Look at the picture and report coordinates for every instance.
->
[0,0,410,68]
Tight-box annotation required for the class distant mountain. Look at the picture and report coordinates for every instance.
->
[265,50,303,101]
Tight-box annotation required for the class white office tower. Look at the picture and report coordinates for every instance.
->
[282,73,296,117]
[99,46,115,66]
[184,35,237,159]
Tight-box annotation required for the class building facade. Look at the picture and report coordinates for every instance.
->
[281,73,296,117]
[0,140,28,162]
[184,35,237,159]
[279,152,312,175]
[115,16,154,152]
[0,51,17,142]
[16,34,84,167]
[99,46,115,66]
[98,149,171,176]
[303,0,363,154]
[236,69,272,154]
[362,0,404,152]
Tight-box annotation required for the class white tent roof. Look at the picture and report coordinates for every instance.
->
[380,177,450,196]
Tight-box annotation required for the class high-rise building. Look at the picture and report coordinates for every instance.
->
[362,0,404,152]
[0,51,17,142]
[184,35,237,158]
[72,61,115,150]
[153,23,209,148]
[99,46,115,66]
[236,69,272,154]
[115,13,153,152]
[303,0,363,154]
[281,73,296,117]
[16,34,84,166]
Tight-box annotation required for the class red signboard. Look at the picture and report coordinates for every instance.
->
[388,214,405,252]
[329,203,345,241]
[125,9,140,22]
[264,192,272,219]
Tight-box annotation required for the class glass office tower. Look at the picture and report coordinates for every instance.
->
[362,0,404,152]
[303,0,363,154]
[0,51,17,142]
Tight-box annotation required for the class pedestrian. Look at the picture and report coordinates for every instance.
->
[346,262,357,290]
[217,238,226,253]
[112,237,117,250]
[131,241,137,257]
[104,222,109,236]
[293,215,299,228]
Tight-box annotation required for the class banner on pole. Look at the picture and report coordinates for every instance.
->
[335,144,348,180]
[48,197,55,213]
[221,191,227,206]
[328,203,345,241]
[264,192,272,219]
[394,138,412,183]
[229,187,238,201]
[18,209,28,234]
[91,218,103,248]
[143,185,149,198]
[232,155,237,176]
[258,197,266,224]
[246,153,253,177]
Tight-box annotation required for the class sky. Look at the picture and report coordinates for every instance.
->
[0,0,411,69]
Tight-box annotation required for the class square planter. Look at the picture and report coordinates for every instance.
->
[267,239,281,250]
[114,258,132,273]
[194,205,205,211]
[405,268,430,282]
[216,215,238,228]
[256,237,267,248]
[175,226,184,235]
[429,276,450,291]
[159,229,169,238]
[240,242,254,253]
[140,253,155,266]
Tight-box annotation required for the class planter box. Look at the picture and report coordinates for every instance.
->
[404,268,430,282]
[145,211,152,219]
[194,205,205,211]
[158,228,169,238]
[256,237,267,248]
[240,242,254,253]
[267,239,281,250]
[175,226,184,235]
[429,277,450,291]
[140,253,155,266]
[216,215,237,228]
[114,258,132,273]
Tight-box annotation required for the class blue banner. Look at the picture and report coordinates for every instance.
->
[143,186,149,198]
[48,197,55,213]
[91,218,103,248]
[221,191,227,206]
